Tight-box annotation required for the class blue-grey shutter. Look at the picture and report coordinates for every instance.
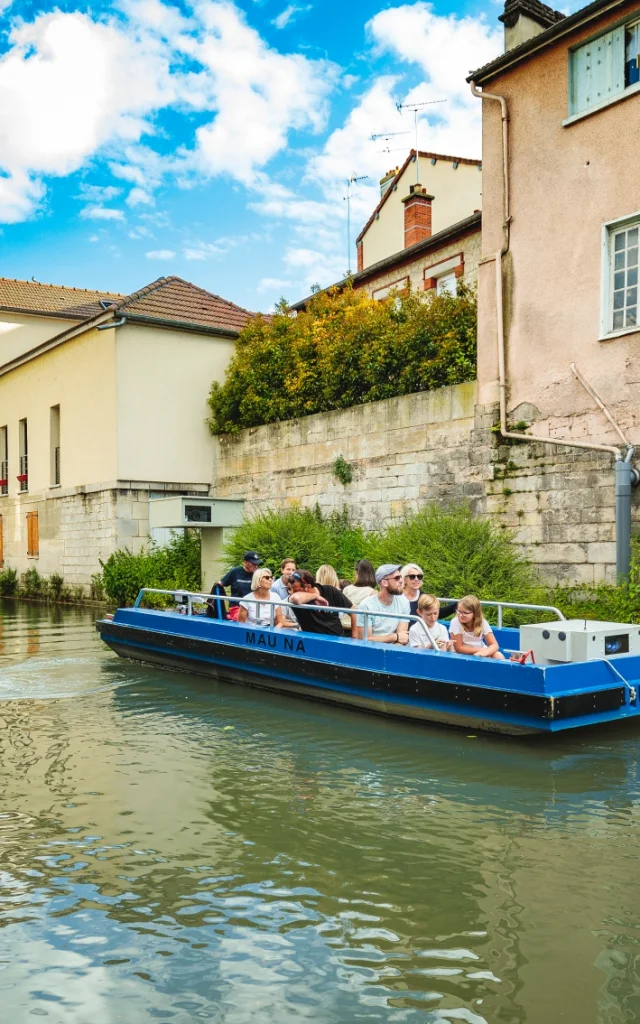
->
[570,26,625,116]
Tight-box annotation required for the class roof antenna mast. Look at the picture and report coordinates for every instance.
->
[395,99,447,182]
[344,173,369,275]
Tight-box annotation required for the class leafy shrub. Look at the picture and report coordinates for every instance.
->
[367,504,534,609]
[100,530,201,606]
[90,573,105,602]
[223,505,367,580]
[0,567,18,596]
[21,567,45,598]
[208,285,477,434]
[49,573,65,600]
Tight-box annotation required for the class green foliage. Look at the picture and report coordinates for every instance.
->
[100,530,201,607]
[90,573,105,601]
[208,285,477,434]
[367,504,533,608]
[223,505,367,579]
[49,573,64,600]
[333,455,354,486]
[0,567,18,596]
[21,567,45,598]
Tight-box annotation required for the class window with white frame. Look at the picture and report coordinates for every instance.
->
[603,216,639,335]
[568,15,640,120]
[436,271,457,296]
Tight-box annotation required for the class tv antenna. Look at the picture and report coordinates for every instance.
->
[371,129,411,154]
[396,99,447,182]
[343,173,368,275]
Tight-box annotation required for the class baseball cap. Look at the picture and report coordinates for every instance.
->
[244,551,262,564]
[375,563,402,584]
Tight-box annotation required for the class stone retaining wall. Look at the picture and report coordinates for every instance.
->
[214,383,636,585]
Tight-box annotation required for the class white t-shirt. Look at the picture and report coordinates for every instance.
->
[240,592,282,626]
[409,620,449,649]
[449,616,492,649]
[357,594,410,636]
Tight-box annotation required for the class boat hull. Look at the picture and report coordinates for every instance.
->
[98,610,640,737]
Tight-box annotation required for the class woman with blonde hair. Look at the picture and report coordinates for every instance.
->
[315,564,340,588]
[401,563,425,616]
[238,567,288,628]
[449,595,504,659]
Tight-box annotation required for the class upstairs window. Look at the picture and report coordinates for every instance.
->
[569,16,640,119]
[0,426,7,496]
[18,418,28,492]
[602,214,639,337]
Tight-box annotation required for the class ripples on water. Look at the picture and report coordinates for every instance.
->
[0,599,640,1023]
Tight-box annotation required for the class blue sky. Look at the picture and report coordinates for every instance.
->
[0,0,504,310]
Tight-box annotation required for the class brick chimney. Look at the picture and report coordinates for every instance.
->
[499,0,565,51]
[402,184,434,248]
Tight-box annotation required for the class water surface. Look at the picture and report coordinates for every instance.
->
[1,599,639,1023]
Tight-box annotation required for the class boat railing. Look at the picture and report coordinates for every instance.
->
[438,598,566,628]
[132,587,445,651]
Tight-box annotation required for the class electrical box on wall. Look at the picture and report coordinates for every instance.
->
[148,496,244,530]
[520,620,640,664]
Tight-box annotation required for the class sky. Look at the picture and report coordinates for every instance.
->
[0,0,506,310]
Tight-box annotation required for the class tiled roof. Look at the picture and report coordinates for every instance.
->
[355,150,481,245]
[0,277,123,319]
[499,0,565,27]
[113,276,254,334]
[469,0,618,83]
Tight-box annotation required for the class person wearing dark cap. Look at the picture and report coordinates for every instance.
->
[215,552,263,599]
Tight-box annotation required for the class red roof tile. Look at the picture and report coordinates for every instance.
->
[0,277,123,318]
[114,276,254,334]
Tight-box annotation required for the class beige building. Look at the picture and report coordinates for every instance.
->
[0,276,255,588]
[356,149,482,272]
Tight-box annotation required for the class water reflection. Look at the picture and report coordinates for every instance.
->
[0,600,639,1022]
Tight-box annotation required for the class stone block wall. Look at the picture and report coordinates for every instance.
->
[214,383,637,586]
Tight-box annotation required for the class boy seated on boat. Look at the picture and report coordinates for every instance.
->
[287,570,356,636]
[449,596,505,659]
[355,565,410,645]
[408,595,453,650]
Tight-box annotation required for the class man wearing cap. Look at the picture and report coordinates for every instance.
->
[216,552,263,599]
[355,565,410,644]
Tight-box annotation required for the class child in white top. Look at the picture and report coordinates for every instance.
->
[449,595,505,659]
[408,594,452,650]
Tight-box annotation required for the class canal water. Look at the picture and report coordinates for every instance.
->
[1,601,639,1023]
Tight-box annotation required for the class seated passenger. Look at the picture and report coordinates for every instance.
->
[449,595,505,659]
[238,568,287,628]
[401,563,457,618]
[316,564,340,588]
[271,558,297,600]
[288,570,355,636]
[409,595,452,650]
[356,565,410,645]
[343,560,377,609]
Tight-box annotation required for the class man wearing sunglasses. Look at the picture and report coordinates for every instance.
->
[356,564,410,645]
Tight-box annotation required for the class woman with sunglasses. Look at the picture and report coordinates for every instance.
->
[238,567,288,628]
[401,564,458,619]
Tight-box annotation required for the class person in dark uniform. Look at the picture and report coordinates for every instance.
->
[216,552,263,598]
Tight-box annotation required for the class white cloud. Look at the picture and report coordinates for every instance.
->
[185,3,338,183]
[0,9,174,220]
[271,4,311,30]
[257,276,293,293]
[128,224,153,238]
[79,205,125,221]
[126,186,155,207]
[145,248,176,259]
[76,183,122,202]
[88,234,100,242]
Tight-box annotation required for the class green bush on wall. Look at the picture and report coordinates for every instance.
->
[100,530,201,607]
[208,285,477,434]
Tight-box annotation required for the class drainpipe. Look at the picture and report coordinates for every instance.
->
[97,317,126,331]
[470,81,638,577]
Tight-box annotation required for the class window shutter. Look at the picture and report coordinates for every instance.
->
[26,511,39,558]
[570,26,625,115]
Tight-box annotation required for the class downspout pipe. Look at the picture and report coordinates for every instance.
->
[97,317,126,331]
[470,80,637,577]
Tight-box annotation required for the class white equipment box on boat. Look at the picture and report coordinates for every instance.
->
[520,620,640,664]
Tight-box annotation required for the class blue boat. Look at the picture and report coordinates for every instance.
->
[97,589,640,736]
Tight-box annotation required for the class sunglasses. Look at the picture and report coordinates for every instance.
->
[262,574,273,579]
[388,574,403,582]
[406,573,423,581]
[290,572,305,582]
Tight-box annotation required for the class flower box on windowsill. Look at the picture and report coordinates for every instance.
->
[0,479,7,487]
[16,474,27,483]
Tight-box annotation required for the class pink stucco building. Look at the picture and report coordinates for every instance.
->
[471,0,640,443]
